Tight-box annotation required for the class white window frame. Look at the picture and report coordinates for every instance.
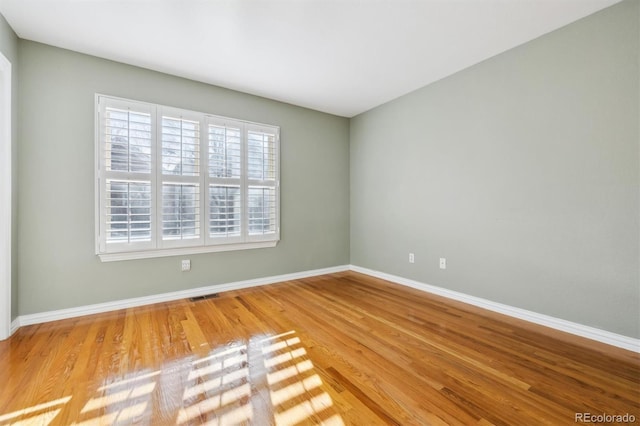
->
[95,94,280,262]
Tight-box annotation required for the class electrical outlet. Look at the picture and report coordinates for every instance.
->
[181,259,191,272]
[409,253,415,264]
[439,258,446,269]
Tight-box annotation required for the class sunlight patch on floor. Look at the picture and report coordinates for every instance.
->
[266,359,314,386]
[0,396,71,424]
[274,391,339,425]
[261,331,344,425]
[81,381,156,413]
[177,343,253,425]
[75,370,159,425]
[0,330,344,425]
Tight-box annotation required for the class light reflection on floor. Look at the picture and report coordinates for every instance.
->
[0,331,344,425]
[0,396,71,425]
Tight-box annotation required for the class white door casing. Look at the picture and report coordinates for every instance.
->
[0,51,12,340]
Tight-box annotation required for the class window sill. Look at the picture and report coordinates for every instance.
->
[98,240,278,262]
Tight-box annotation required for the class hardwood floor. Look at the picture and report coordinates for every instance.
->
[0,271,638,425]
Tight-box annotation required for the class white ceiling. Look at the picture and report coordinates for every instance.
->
[0,0,622,117]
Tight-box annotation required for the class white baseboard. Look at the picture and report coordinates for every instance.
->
[12,263,639,353]
[349,265,640,353]
[9,318,19,335]
[16,265,350,328]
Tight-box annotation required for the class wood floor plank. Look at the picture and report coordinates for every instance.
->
[0,271,637,425]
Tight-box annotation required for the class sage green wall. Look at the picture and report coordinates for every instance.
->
[0,14,18,321]
[10,1,640,340]
[17,41,350,315]
[350,0,639,338]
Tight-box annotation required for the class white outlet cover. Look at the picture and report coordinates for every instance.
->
[181,259,191,271]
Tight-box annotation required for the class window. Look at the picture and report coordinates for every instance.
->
[95,95,280,261]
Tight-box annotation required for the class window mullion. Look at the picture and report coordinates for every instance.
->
[200,117,208,246]
[241,124,248,242]
[154,106,163,249]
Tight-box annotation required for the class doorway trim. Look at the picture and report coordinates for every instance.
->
[0,51,12,340]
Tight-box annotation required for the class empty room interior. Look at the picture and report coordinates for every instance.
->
[0,0,639,424]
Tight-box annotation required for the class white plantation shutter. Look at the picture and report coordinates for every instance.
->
[208,185,241,237]
[206,119,243,243]
[98,99,155,252]
[106,180,152,242]
[96,95,279,260]
[161,116,200,176]
[247,127,278,239]
[208,124,241,179]
[160,113,203,247]
[104,107,152,174]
